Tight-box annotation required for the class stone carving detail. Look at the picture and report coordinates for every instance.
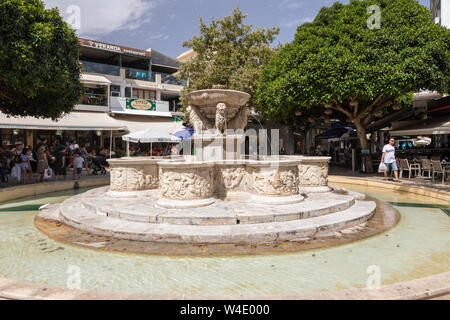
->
[214,166,246,193]
[298,163,329,186]
[187,105,213,133]
[247,167,299,196]
[110,166,159,192]
[228,107,250,130]
[160,168,214,200]
[215,103,227,134]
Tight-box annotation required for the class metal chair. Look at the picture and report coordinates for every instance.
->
[399,158,420,179]
[420,159,432,178]
[431,160,447,184]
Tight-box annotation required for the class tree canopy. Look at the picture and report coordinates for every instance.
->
[178,7,280,109]
[257,0,450,145]
[0,0,83,119]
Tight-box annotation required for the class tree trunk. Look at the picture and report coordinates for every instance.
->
[353,120,374,173]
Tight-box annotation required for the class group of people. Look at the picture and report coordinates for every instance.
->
[129,144,177,157]
[0,138,111,185]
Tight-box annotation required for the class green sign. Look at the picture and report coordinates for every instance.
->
[126,98,156,111]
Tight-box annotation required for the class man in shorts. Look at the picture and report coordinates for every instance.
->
[381,138,400,182]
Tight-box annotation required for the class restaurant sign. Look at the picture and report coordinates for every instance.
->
[79,38,151,58]
[126,99,156,111]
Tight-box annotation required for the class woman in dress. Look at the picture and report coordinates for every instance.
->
[20,148,33,184]
[36,146,49,183]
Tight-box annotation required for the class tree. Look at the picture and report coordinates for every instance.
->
[257,0,450,171]
[0,0,83,119]
[178,7,280,111]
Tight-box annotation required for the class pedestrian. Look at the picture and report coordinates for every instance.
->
[73,152,84,181]
[20,148,33,184]
[381,137,400,182]
[55,147,67,181]
[36,146,49,183]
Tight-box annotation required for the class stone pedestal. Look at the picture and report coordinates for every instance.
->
[298,157,332,193]
[107,158,159,196]
[157,161,215,208]
[246,159,304,205]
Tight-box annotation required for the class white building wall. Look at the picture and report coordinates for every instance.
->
[442,0,450,28]
[431,0,450,28]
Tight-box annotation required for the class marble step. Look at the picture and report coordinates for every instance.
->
[59,197,376,244]
[79,192,357,225]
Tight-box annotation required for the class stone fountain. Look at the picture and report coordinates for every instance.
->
[54,88,377,245]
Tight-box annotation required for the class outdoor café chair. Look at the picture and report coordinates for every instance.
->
[420,159,432,178]
[399,158,420,179]
[431,160,447,184]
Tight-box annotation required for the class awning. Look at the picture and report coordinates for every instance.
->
[316,125,355,140]
[389,116,450,136]
[111,115,184,135]
[0,112,125,131]
[366,107,415,133]
[80,74,112,85]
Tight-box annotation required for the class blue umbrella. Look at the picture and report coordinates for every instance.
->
[172,128,194,140]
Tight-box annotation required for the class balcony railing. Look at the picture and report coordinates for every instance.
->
[80,93,108,106]
[81,60,120,76]
[125,67,155,82]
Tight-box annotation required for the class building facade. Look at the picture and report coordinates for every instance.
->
[0,38,185,150]
[431,0,450,28]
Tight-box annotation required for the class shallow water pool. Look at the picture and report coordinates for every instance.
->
[0,185,448,295]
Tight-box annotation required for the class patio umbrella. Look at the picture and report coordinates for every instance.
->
[414,136,432,147]
[122,129,181,156]
[172,128,194,140]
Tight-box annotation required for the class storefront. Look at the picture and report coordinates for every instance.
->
[0,111,125,149]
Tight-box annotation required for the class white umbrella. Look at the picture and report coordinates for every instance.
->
[122,129,181,156]
[414,136,432,147]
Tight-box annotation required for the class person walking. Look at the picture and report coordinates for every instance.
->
[73,152,84,181]
[55,147,67,181]
[381,137,400,182]
[20,148,33,184]
[36,146,49,183]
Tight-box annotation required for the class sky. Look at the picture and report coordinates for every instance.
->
[43,0,430,59]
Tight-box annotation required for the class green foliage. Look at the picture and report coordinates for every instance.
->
[257,0,450,127]
[0,0,83,119]
[178,7,280,109]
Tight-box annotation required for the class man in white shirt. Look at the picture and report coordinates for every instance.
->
[381,138,399,181]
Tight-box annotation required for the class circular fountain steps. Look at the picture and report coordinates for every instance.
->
[78,187,358,225]
[57,187,376,244]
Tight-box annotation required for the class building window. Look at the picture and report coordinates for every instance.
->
[132,89,156,100]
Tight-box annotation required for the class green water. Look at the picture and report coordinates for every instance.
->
[0,185,448,295]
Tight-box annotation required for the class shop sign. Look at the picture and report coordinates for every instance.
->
[126,99,156,111]
[79,38,151,58]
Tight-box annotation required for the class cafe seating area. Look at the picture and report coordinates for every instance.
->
[396,156,449,184]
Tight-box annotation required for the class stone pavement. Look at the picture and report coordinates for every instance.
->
[0,171,109,190]
[330,166,450,192]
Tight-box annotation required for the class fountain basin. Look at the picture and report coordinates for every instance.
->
[186,89,251,120]
[108,156,328,205]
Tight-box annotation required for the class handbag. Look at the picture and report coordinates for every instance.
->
[378,162,388,173]
[44,168,53,180]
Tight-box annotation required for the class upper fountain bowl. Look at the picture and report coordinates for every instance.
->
[186,89,251,108]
